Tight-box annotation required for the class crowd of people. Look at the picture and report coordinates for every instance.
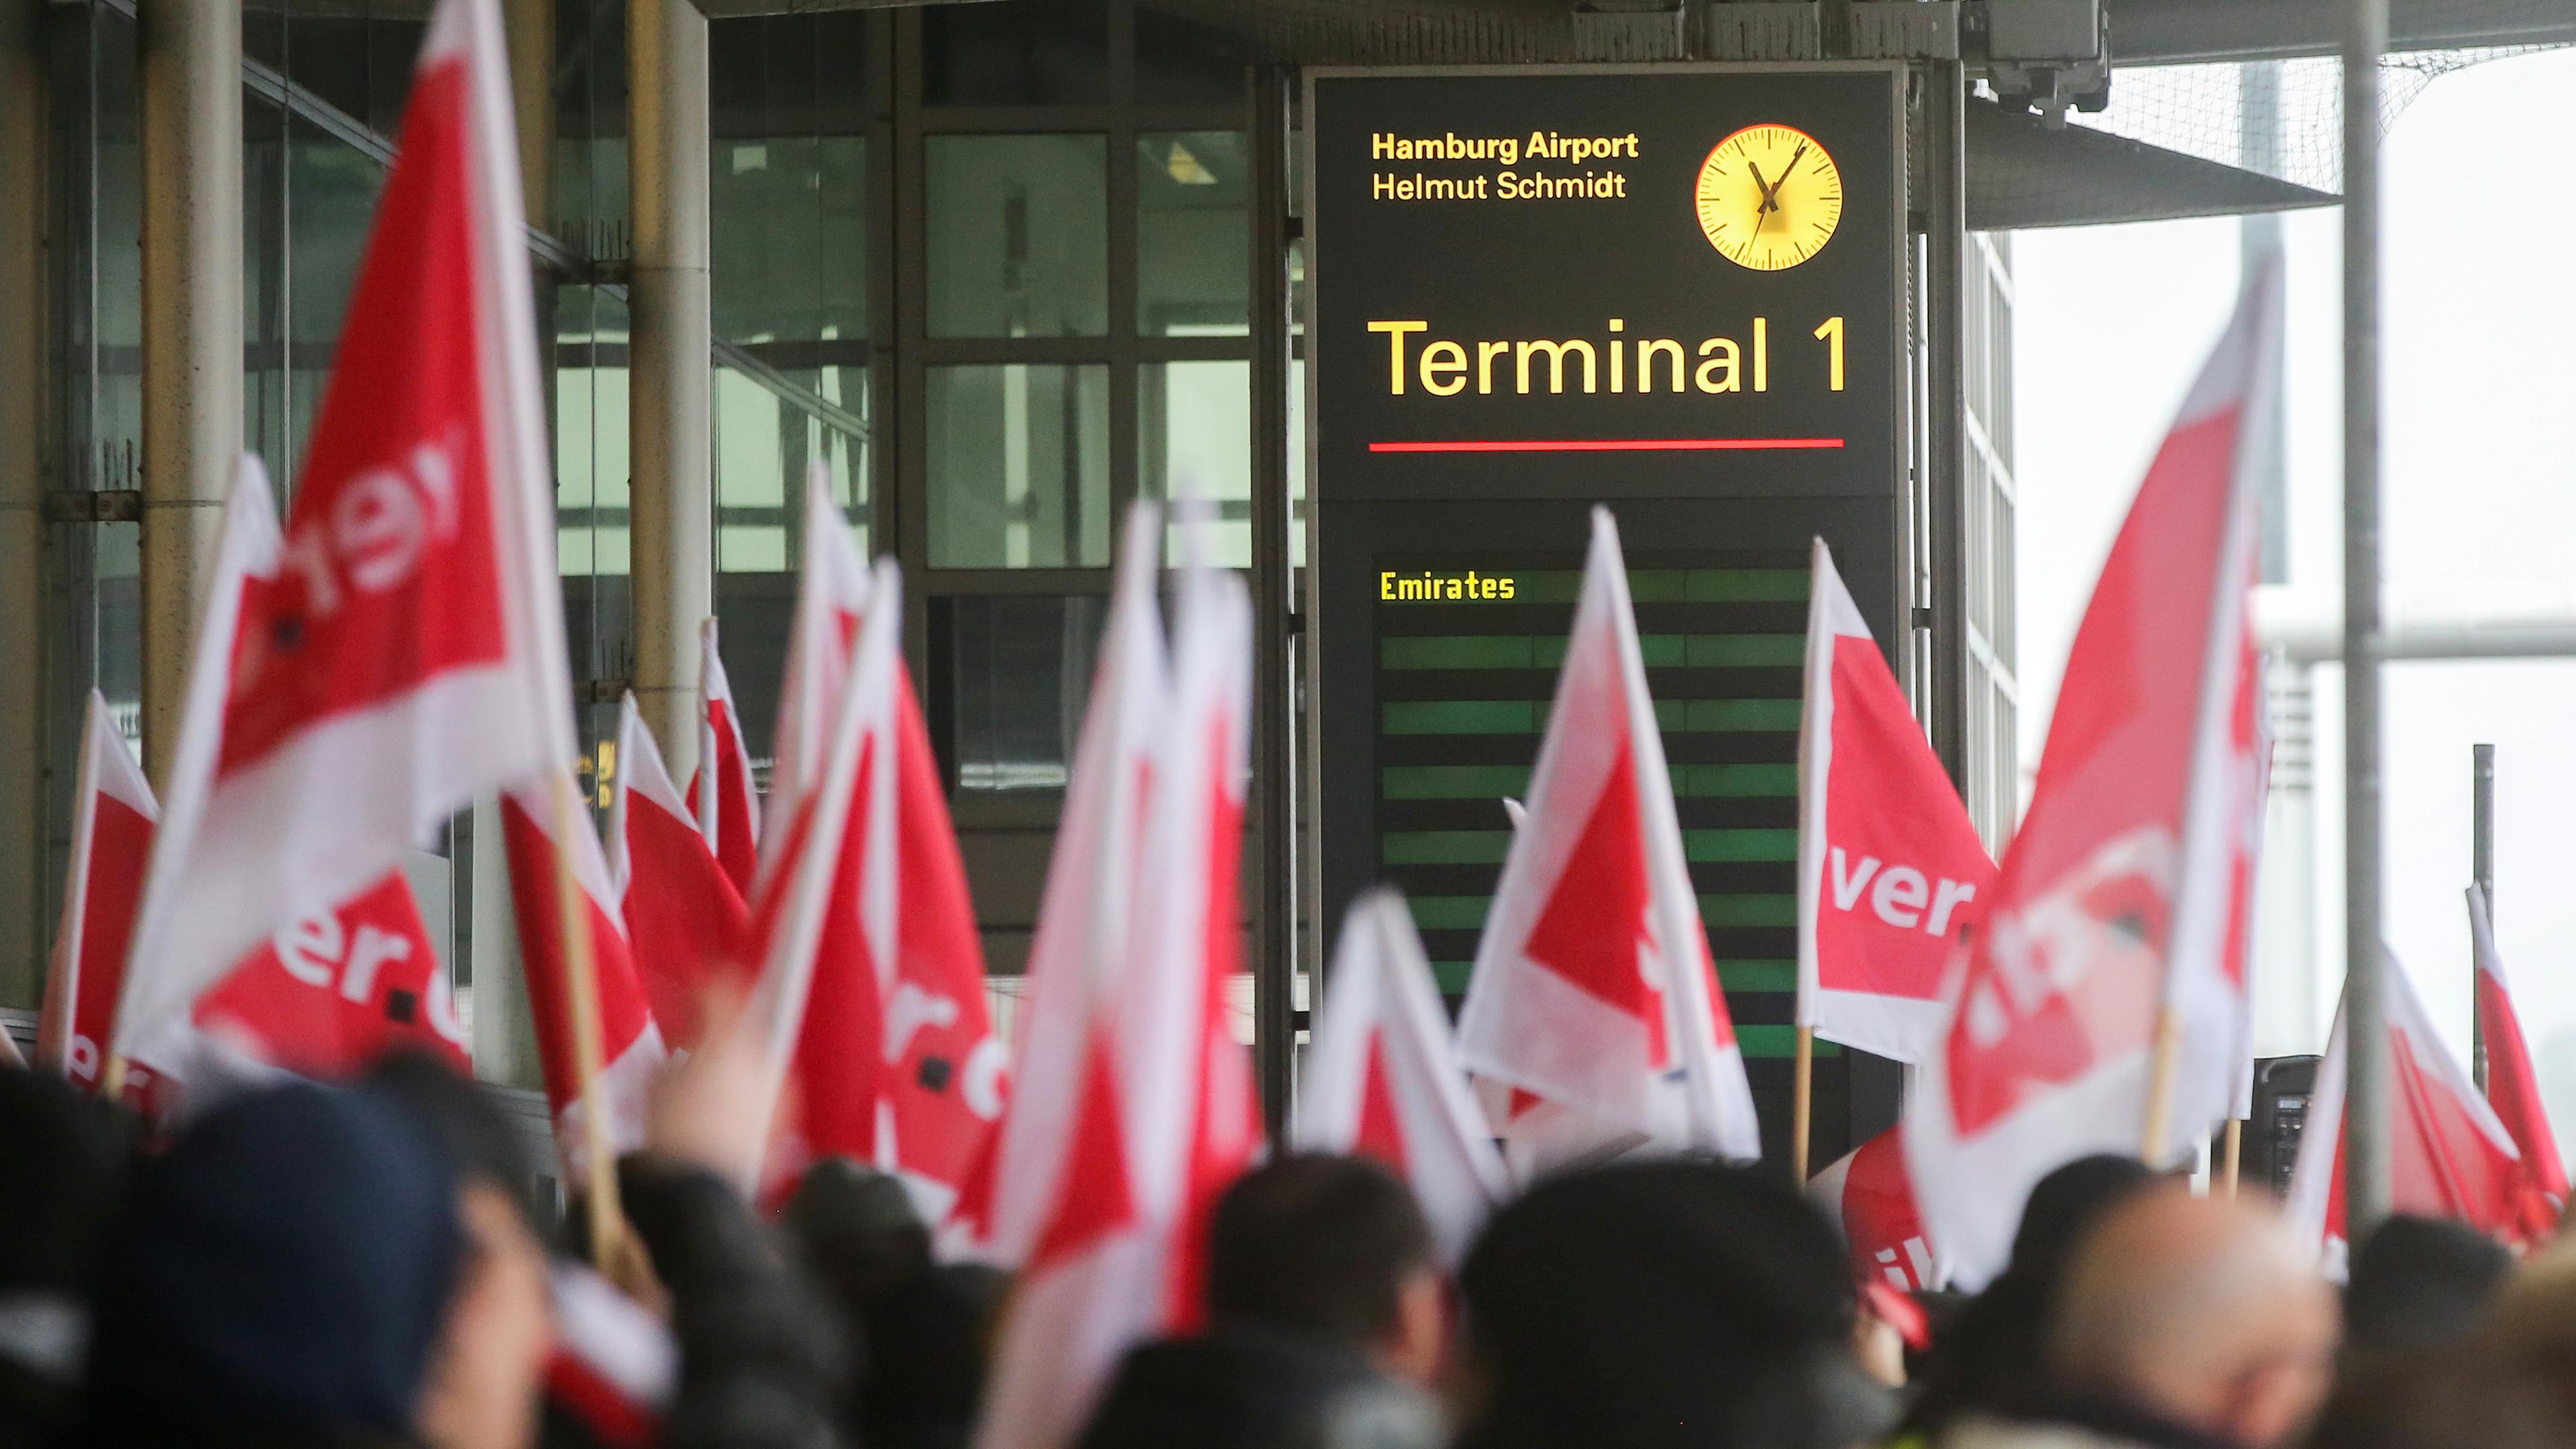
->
[0,1018,2567,1449]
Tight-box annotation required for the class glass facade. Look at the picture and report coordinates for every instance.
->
[10,0,1283,1058]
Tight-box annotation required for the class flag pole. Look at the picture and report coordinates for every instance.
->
[1790,1025,1814,1181]
[2140,1004,2184,1163]
[2221,1118,2243,1196]
[2471,743,2493,1091]
[551,771,625,1272]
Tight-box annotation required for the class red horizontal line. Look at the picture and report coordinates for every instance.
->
[1368,437,1846,453]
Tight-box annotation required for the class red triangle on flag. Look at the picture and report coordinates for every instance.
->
[1353,1034,1409,1171]
[1030,1035,1137,1273]
[1521,737,1663,1063]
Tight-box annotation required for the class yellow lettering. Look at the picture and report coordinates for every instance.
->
[1815,315,1845,391]
[1420,341,1468,396]
[1695,337,1741,393]
[1638,338,1684,392]
[1445,579,1463,600]
[1500,578,1515,599]
[1379,571,1397,599]
[1515,339,1596,394]
[1368,320,1427,394]
[1754,316,1768,392]
[1477,341,1509,394]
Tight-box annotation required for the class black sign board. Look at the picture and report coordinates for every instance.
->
[1303,66,1912,1167]
[1307,65,1906,503]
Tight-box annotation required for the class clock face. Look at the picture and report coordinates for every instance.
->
[1693,123,1844,271]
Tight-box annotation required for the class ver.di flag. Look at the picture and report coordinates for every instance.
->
[502,773,668,1175]
[763,466,873,869]
[1905,256,2281,1289]
[971,507,1170,1449]
[115,0,575,1065]
[610,694,748,1049]
[1456,508,1758,1163]
[1809,1126,1940,1293]
[2467,883,2567,1208]
[2286,949,2559,1271]
[1297,889,1507,1262]
[688,616,761,898]
[37,692,158,1089]
[1796,538,1994,1064]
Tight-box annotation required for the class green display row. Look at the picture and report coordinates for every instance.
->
[1407,892,1794,932]
[1383,826,1800,865]
[1382,697,1805,736]
[1380,633,1807,672]
[1382,762,1796,800]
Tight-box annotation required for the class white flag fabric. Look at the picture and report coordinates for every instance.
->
[38,692,159,1089]
[116,0,573,1061]
[972,506,1173,1449]
[1905,256,2279,1289]
[1456,508,1757,1163]
[1297,889,1507,1261]
[2467,885,2569,1205]
[763,464,873,871]
[688,616,760,897]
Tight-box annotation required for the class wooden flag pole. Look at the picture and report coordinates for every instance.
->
[551,772,625,1273]
[2221,1117,2244,1197]
[1790,1024,1815,1182]
[2140,1005,2184,1165]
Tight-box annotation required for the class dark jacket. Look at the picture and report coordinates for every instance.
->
[544,1159,851,1449]
[1076,1328,1443,1449]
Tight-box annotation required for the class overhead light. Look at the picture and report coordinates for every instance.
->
[1166,142,1217,185]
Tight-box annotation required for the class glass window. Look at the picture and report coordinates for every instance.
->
[928,364,1109,569]
[922,0,1110,107]
[926,135,1108,338]
[1138,132,1248,337]
[945,596,1108,792]
[710,20,867,347]
[713,364,869,572]
[555,286,630,578]
[1139,360,1249,566]
[1133,9,1264,106]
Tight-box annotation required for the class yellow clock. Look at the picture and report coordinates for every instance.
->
[1693,123,1844,271]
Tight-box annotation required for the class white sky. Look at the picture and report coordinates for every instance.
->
[2012,48,2576,1153]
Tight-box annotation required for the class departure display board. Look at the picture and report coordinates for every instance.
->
[1307,66,1910,1161]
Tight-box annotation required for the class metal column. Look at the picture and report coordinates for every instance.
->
[2471,742,2494,1089]
[629,0,713,768]
[2341,0,2392,1238]
[1248,64,1297,1136]
[138,0,243,786]
[0,0,44,1005]
[1923,60,1970,788]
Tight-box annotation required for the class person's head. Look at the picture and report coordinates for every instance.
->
[1207,1154,1444,1385]
[83,1079,520,1448]
[2045,1189,2336,1449]
[2012,1154,2160,1276]
[863,1263,1010,1449]
[362,1053,555,1449]
[2343,1214,2515,1358]
[1456,1159,1891,1449]
[785,1156,934,1313]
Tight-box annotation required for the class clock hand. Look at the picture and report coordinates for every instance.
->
[1746,160,1778,233]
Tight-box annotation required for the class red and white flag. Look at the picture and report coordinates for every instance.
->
[1114,555,1263,1329]
[115,0,574,1065]
[763,466,873,867]
[38,692,158,1089]
[1810,1126,1941,1294]
[2286,949,2559,1271]
[1905,257,2281,1288]
[1456,508,1758,1164]
[2467,883,2567,1208]
[738,554,902,1197]
[972,506,1173,1449]
[2218,647,2273,1122]
[608,695,747,1050]
[686,617,760,898]
[501,777,667,1175]
[1297,889,1507,1262]
[1796,539,1994,1064]
[189,868,472,1079]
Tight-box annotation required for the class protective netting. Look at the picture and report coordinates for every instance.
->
[2065,46,2565,195]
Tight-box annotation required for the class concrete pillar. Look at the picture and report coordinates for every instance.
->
[138,0,244,786]
[627,0,712,775]
[0,0,46,1006]
[506,0,554,239]
[470,794,543,1089]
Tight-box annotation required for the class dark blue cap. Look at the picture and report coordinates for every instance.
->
[85,1079,464,1441]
